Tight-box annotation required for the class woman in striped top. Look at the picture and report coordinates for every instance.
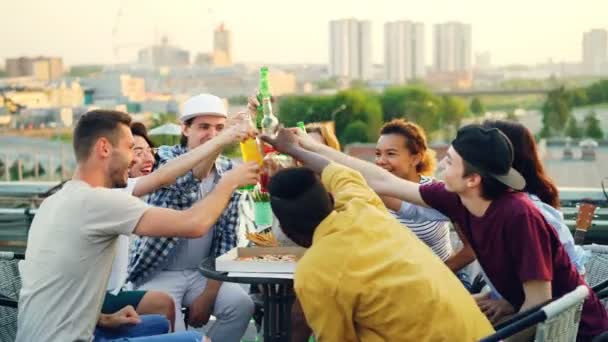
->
[375,120,475,283]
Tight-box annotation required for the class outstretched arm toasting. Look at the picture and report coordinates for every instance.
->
[262,127,428,207]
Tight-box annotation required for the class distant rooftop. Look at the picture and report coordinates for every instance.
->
[543,145,608,188]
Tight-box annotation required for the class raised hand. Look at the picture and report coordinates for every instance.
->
[221,162,261,189]
[260,127,300,154]
[222,111,257,143]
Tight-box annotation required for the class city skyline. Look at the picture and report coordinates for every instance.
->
[2,0,607,67]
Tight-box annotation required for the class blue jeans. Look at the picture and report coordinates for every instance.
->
[103,331,203,342]
[94,314,203,342]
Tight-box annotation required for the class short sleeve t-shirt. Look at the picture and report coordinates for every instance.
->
[107,177,140,292]
[419,182,608,340]
[17,180,149,342]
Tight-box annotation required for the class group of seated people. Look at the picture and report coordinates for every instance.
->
[14,92,608,341]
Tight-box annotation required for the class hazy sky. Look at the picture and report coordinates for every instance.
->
[2,0,607,67]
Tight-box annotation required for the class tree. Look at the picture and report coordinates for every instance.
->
[68,65,103,78]
[380,86,441,133]
[470,97,485,116]
[333,89,383,142]
[277,95,337,126]
[569,88,589,107]
[151,112,178,128]
[565,116,583,139]
[584,111,604,139]
[585,81,608,105]
[228,95,248,106]
[439,96,468,129]
[341,121,369,144]
[541,87,571,137]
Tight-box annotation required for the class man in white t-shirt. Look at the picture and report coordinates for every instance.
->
[16,109,259,342]
[103,119,254,331]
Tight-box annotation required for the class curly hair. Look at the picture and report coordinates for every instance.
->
[379,119,436,176]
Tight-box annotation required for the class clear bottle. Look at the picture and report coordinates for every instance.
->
[259,66,278,136]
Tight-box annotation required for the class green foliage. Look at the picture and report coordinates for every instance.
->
[379,86,441,133]
[228,95,249,106]
[569,88,588,107]
[470,97,485,116]
[68,65,103,78]
[438,96,467,129]
[333,89,383,141]
[565,116,583,139]
[541,87,571,136]
[277,95,337,126]
[539,79,608,137]
[151,112,178,128]
[341,121,369,144]
[584,111,604,139]
[150,135,180,147]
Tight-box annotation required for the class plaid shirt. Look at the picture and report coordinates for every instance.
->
[127,144,240,287]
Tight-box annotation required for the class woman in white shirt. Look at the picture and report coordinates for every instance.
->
[376,119,474,288]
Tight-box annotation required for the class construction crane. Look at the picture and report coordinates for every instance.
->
[111,2,217,63]
[111,0,147,63]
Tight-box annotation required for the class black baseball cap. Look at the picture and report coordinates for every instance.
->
[452,124,526,191]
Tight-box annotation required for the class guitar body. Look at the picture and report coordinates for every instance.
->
[574,201,598,245]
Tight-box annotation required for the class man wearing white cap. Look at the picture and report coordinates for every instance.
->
[127,94,255,341]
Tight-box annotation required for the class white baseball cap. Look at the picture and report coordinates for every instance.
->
[180,93,227,122]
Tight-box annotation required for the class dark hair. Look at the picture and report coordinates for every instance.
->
[180,118,193,146]
[482,120,560,208]
[130,122,155,148]
[380,119,436,176]
[462,160,509,200]
[268,167,333,247]
[73,109,132,162]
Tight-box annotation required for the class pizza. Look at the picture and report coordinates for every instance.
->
[246,231,278,247]
[238,254,297,262]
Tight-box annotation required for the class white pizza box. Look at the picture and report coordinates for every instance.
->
[216,247,306,274]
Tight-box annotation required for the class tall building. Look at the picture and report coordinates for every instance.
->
[433,22,472,73]
[384,21,425,83]
[213,23,233,67]
[329,19,372,80]
[137,36,190,68]
[582,29,607,76]
[6,57,63,81]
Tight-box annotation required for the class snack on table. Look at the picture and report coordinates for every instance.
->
[246,231,278,247]
[238,254,297,262]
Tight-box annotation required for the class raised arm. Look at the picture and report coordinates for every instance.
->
[134,161,259,238]
[294,129,428,207]
[132,114,254,197]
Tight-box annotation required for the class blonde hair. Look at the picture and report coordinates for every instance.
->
[379,119,436,176]
[305,123,341,151]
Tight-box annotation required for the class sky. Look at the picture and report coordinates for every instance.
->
[2,0,607,67]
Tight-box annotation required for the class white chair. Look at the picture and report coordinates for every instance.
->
[480,285,589,342]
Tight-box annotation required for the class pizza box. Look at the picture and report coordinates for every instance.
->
[216,247,306,274]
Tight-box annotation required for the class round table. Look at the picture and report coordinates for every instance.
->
[199,258,294,342]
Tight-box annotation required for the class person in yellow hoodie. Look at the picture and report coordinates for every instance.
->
[262,128,494,342]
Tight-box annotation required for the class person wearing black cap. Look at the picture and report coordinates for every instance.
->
[280,124,608,341]
[261,128,494,341]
